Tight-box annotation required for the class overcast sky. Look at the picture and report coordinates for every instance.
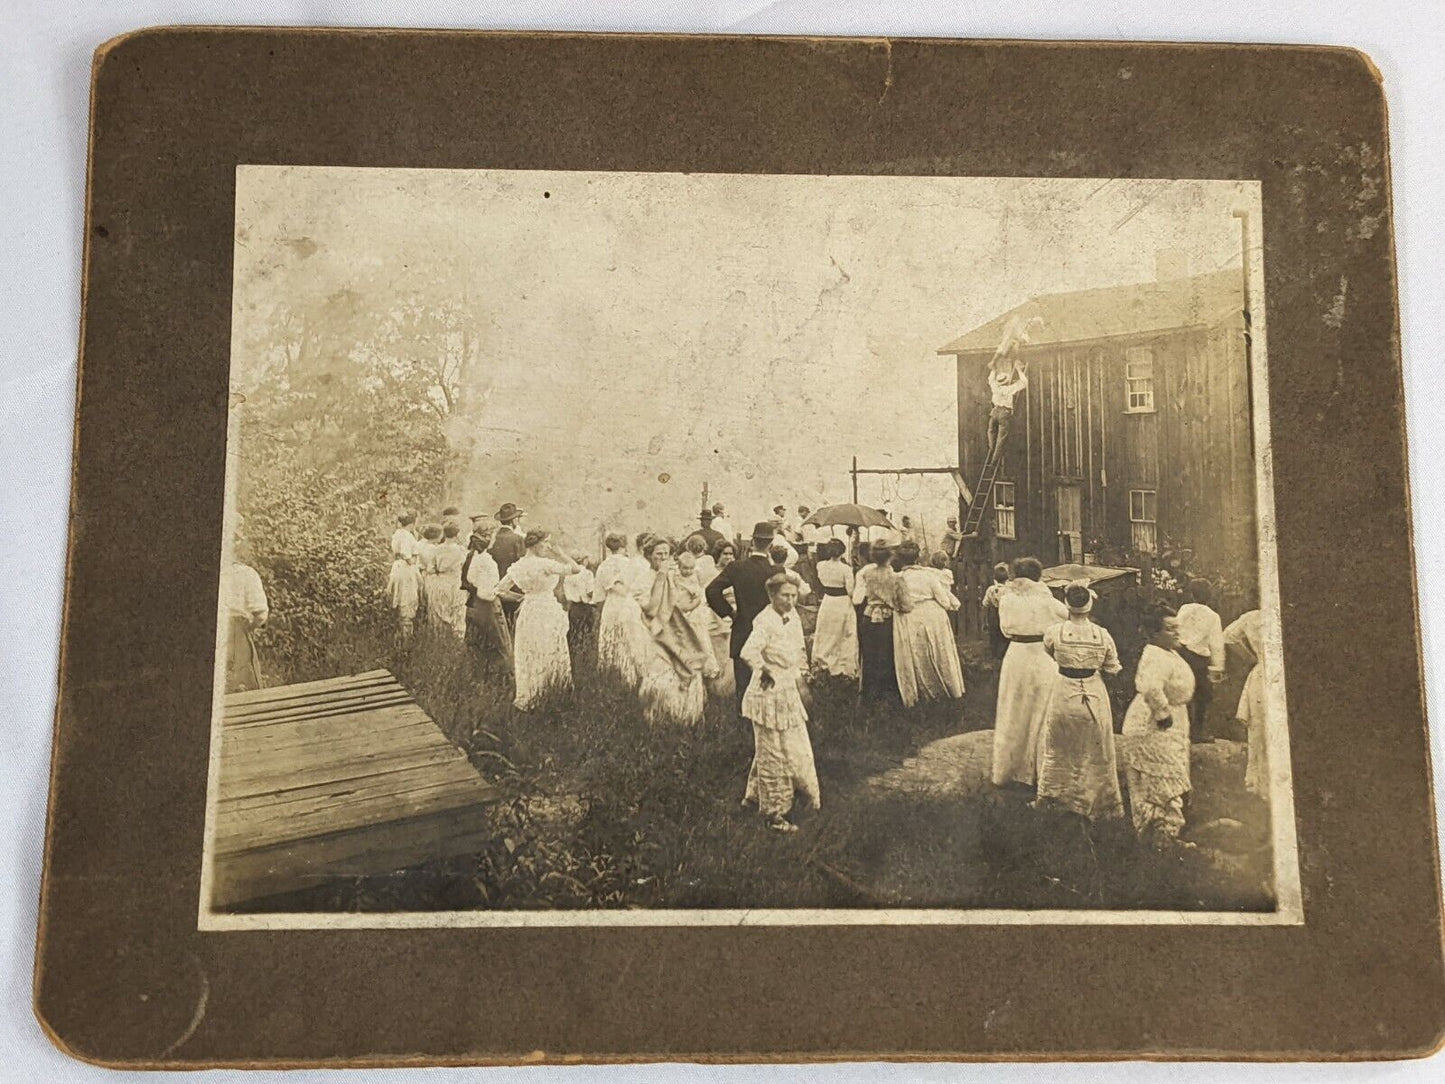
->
[233,167,1258,553]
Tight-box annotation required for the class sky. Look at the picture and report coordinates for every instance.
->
[232,167,1258,554]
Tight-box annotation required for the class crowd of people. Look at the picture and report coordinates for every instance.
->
[984,557,1270,844]
[370,499,1273,841]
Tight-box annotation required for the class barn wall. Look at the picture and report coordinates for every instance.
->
[950,320,1260,619]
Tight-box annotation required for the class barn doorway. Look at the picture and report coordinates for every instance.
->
[1056,484,1082,563]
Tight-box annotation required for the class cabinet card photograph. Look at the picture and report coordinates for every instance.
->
[201,166,1299,928]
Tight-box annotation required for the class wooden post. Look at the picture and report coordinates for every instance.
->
[851,455,858,503]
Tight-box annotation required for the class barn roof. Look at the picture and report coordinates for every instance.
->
[936,268,1244,356]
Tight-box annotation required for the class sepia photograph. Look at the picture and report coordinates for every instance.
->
[200,166,1299,928]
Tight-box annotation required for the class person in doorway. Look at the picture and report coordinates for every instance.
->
[992,556,1069,789]
[706,521,782,716]
[1176,578,1226,743]
[223,544,269,693]
[740,570,820,833]
[462,525,514,673]
[1120,603,1197,842]
[1036,582,1125,822]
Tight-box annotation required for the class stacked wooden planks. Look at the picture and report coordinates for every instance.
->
[209,669,499,909]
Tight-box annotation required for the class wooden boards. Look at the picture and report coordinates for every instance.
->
[210,670,499,908]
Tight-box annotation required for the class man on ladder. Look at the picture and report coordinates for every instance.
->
[986,316,1037,463]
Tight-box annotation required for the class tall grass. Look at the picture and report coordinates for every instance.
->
[231,611,1274,916]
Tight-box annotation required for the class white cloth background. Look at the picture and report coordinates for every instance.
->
[2,1,1443,1079]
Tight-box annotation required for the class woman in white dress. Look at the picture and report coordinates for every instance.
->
[496,529,580,711]
[414,525,441,625]
[891,541,964,706]
[594,533,650,687]
[740,570,820,832]
[811,538,859,680]
[1037,582,1125,821]
[1224,609,1268,799]
[1120,604,1196,840]
[993,556,1069,787]
[386,513,422,642]
[637,541,713,725]
[425,523,469,637]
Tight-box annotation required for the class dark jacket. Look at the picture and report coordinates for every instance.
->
[705,552,776,659]
[489,526,526,578]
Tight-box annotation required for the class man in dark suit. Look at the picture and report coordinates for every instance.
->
[489,502,526,625]
[705,521,779,715]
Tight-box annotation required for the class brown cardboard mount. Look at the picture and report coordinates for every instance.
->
[34,26,1445,1066]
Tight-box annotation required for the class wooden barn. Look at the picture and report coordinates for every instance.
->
[938,267,1259,618]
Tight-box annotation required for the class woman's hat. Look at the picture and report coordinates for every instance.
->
[1064,579,1096,614]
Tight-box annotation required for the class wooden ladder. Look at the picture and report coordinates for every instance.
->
[961,448,1004,537]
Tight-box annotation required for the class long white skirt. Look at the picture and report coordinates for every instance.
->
[387,560,420,620]
[1120,698,1191,836]
[992,640,1057,786]
[744,721,820,817]
[512,596,573,710]
[683,605,721,680]
[640,651,707,726]
[597,594,651,687]
[893,600,964,707]
[1238,664,1268,798]
[812,593,860,679]
[423,573,466,637]
[1036,674,1123,820]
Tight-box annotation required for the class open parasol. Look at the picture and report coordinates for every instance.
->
[803,503,896,530]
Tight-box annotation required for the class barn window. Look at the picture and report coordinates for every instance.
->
[1125,347,1156,413]
[1129,489,1158,554]
[994,481,1017,540]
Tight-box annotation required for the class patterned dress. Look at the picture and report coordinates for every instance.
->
[1038,618,1124,820]
[740,607,820,816]
[499,555,573,710]
[1121,643,1196,836]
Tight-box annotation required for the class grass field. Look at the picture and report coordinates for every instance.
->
[227,617,1276,917]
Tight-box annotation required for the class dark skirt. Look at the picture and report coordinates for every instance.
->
[858,615,900,702]
[226,614,262,693]
[466,598,515,668]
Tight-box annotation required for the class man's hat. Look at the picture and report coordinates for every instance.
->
[700,508,715,521]
[469,512,490,524]
[752,520,776,541]
[496,502,523,521]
